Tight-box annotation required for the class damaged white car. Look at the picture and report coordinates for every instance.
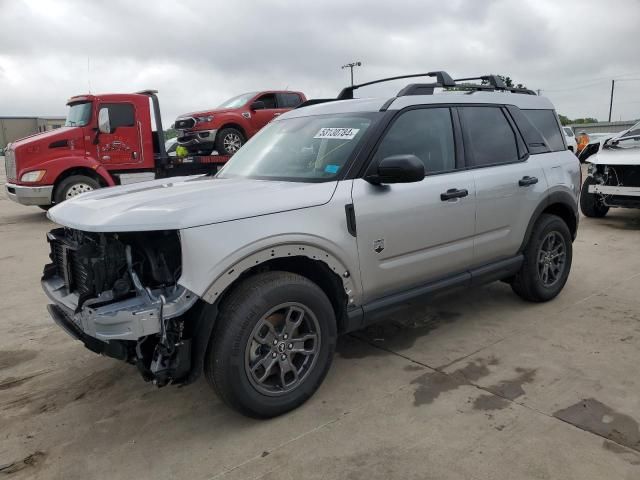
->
[580,120,640,217]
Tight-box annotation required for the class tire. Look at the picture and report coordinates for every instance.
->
[205,271,337,418]
[511,213,573,303]
[215,127,245,155]
[54,175,100,204]
[580,177,609,218]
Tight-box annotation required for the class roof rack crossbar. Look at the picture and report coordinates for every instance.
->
[337,71,455,100]
[454,75,507,89]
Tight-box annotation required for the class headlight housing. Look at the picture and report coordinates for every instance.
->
[21,170,46,182]
[195,115,213,123]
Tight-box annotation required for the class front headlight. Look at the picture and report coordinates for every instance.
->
[21,170,46,182]
[195,116,213,123]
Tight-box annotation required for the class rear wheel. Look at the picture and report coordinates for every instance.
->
[580,177,609,218]
[511,214,572,302]
[205,271,337,418]
[54,175,100,204]
[215,127,245,155]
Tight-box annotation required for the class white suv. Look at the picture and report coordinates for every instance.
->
[42,72,580,417]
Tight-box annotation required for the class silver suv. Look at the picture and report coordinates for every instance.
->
[42,72,580,418]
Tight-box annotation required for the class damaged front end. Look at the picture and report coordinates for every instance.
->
[42,227,199,386]
[587,135,640,209]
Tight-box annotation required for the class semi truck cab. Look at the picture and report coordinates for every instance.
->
[4,90,224,208]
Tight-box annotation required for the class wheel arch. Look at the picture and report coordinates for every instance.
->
[218,122,247,139]
[520,191,579,252]
[51,166,113,202]
[202,244,356,333]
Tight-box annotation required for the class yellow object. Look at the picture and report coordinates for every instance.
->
[176,145,189,158]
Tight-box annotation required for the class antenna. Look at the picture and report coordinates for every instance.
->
[87,57,92,93]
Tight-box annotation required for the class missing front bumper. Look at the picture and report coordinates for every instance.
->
[41,273,199,342]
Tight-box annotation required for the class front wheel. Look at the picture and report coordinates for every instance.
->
[205,271,337,418]
[54,175,100,204]
[511,213,573,302]
[580,177,609,218]
[215,127,245,155]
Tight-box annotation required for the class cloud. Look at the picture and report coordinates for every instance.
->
[0,0,639,122]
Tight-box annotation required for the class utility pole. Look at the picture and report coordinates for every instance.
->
[608,80,615,122]
[341,61,362,86]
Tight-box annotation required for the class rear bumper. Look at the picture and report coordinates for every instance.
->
[177,129,217,147]
[5,182,54,206]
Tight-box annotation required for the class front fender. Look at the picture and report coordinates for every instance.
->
[40,156,115,186]
[198,242,357,306]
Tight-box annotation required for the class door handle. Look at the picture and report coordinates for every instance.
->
[273,113,281,117]
[519,176,538,187]
[440,188,469,201]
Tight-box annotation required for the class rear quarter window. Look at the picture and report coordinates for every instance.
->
[522,109,565,152]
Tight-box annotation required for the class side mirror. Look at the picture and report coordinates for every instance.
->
[250,100,265,110]
[366,154,425,184]
[98,108,112,134]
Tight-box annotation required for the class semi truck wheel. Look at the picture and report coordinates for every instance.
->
[205,271,337,418]
[54,175,100,204]
[511,214,572,303]
[580,177,609,218]
[216,128,245,155]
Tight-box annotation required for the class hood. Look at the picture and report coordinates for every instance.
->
[589,144,640,166]
[10,126,77,149]
[10,127,86,182]
[47,176,338,232]
[177,107,238,118]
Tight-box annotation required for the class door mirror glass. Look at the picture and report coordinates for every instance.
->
[250,101,265,111]
[98,107,112,134]
[366,154,425,184]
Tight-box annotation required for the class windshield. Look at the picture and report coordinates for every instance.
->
[218,92,257,109]
[618,120,640,139]
[65,102,92,127]
[217,113,378,182]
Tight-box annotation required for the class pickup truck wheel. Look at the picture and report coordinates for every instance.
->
[205,271,336,418]
[216,128,244,155]
[580,177,609,217]
[54,175,100,204]
[511,213,572,302]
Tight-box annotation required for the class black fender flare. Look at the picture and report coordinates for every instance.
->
[519,190,579,253]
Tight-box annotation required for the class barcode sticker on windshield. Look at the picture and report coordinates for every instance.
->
[314,127,360,140]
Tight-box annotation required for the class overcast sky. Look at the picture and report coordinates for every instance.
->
[1,0,639,124]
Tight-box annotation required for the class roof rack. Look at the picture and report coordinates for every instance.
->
[295,71,537,111]
[452,75,536,95]
[337,71,455,100]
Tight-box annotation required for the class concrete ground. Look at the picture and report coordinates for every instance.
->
[1,160,639,479]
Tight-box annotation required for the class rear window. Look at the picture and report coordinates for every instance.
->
[523,110,565,152]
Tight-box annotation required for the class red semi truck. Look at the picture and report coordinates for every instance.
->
[5,90,306,209]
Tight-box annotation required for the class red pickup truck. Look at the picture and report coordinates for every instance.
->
[175,90,306,155]
[4,90,229,209]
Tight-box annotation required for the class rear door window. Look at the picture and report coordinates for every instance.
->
[278,93,303,108]
[522,109,565,151]
[460,107,520,167]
